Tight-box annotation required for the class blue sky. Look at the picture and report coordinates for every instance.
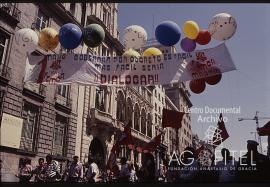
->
[118,3,270,157]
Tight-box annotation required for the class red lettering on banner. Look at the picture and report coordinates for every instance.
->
[141,75,146,85]
[112,75,118,84]
[148,75,154,84]
[133,75,139,85]
[125,75,131,85]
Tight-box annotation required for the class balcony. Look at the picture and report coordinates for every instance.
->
[0,64,11,85]
[89,108,114,127]
[55,94,72,113]
[22,83,46,102]
[0,3,21,25]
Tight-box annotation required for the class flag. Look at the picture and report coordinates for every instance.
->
[111,122,134,152]
[212,113,229,148]
[257,121,270,136]
[162,109,185,129]
[106,151,116,169]
[116,122,134,147]
[142,133,162,153]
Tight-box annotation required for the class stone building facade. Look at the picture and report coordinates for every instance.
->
[0,2,123,182]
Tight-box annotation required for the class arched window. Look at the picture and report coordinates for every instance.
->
[147,113,152,137]
[126,98,133,126]
[141,109,146,134]
[116,91,125,122]
[134,104,140,131]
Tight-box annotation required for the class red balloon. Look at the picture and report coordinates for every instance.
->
[205,67,222,85]
[189,79,206,94]
[196,30,211,45]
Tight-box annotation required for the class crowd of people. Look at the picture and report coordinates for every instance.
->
[7,140,270,183]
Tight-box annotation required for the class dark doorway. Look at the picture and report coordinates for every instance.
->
[88,138,105,169]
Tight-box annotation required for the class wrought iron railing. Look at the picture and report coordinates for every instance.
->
[0,3,21,21]
[55,94,72,108]
[0,64,11,80]
[23,83,46,96]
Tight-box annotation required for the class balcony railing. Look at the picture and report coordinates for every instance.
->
[55,94,72,108]
[0,3,21,22]
[23,83,46,97]
[0,64,11,80]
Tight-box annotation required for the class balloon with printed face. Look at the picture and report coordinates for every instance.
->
[208,13,237,41]
[189,79,206,94]
[205,67,222,85]
[59,23,82,49]
[143,47,162,57]
[180,37,196,52]
[83,24,105,48]
[122,49,141,63]
[155,21,181,46]
[196,30,211,45]
[123,49,141,58]
[182,20,200,40]
[14,28,39,53]
[123,25,147,50]
[38,27,59,50]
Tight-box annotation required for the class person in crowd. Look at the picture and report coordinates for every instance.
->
[216,148,237,182]
[86,157,100,183]
[237,140,270,182]
[62,159,70,182]
[157,164,167,182]
[138,154,156,182]
[178,147,199,182]
[118,157,130,182]
[15,157,33,183]
[32,158,45,182]
[67,156,84,182]
[41,154,61,182]
[129,163,138,182]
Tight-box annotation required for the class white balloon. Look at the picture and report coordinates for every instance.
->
[14,28,39,53]
[123,25,147,50]
[208,13,237,41]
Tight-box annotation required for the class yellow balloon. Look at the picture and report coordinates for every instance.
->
[183,21,200,40]
[38,27,59,50]
[143,47,162,57]
[122,48,141,58]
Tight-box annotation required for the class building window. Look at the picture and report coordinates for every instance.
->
[103,7,107,26]
[116,91,125,122]
[155,114,157,124]
[52,114,67,156]
[158,93,160,101]
[154,89,157,97]
[21,102,39,151]
[134,104,140,131]
[35,9,49,30]
[147,114,152,137]
[154,103,157,111]
[57,85,70,98]
[70,3,75,15]
[0,32,8,65]
[95,86,105,112]
[102,46,107,56]
[126,98,133,126]
[141,109,146,134]
[159,106,161,114]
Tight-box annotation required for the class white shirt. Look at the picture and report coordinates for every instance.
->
[87,162,100,182]
[216,159,237,182]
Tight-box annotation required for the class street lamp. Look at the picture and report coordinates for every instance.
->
[238,111,270,154]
